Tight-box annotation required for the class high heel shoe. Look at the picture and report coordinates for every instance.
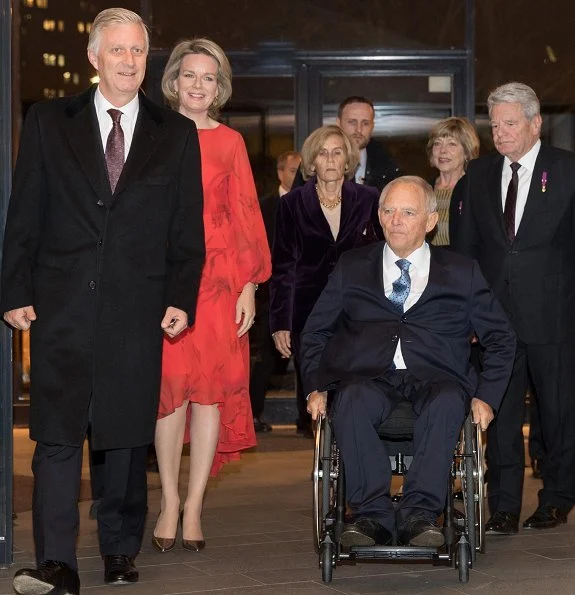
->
[152,535,176,553]
[180,510,206,552]
[152,511,179,553]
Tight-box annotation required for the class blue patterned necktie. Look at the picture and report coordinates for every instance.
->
[389,259,411,312]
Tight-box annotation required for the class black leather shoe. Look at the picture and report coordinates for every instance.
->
[104,555,139,585]
[254,417,272,433]
[485,511,519,534]
[13,560,80,595]
[398,516,445,547]
[340,517,392,547]
[523,504,568,529]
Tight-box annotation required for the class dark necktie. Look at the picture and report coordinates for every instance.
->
[504,162,521,242]
[389,258,411,312]
[105,108,124,193]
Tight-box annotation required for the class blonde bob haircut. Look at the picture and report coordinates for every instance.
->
[87,8,149,55]
[300,125,359,181]
[426,117,480,167]
[162,38,232,119]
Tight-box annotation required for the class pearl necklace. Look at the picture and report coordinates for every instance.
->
[315,184,342,210]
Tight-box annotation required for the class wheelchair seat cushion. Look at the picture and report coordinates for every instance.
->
[377,399,415,441]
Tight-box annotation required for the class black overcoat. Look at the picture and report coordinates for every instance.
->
[0,87,205,449]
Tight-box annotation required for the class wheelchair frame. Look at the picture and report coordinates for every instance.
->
[312,410,485,583]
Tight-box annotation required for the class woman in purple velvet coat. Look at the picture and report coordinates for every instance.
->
[269,124,384,435]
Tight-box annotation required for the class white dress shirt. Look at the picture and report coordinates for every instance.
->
[94,87,140,161]
[383,242,431,369]
[355,148,368,184]
[500,139,541,234]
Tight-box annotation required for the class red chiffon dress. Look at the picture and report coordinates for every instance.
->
[158,124,272,476]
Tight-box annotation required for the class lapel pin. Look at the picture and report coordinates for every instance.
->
[541,171,548,193]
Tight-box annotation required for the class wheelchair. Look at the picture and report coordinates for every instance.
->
[312,399,486,584]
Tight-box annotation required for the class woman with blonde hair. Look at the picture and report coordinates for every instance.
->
[426,117,480,246]
[153,38,271,552]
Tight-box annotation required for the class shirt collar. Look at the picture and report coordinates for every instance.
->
[94,87,140,123]
[504,138,541,173]
[384,241,429,271]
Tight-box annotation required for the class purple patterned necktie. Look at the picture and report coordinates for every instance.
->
[105,108,124,192]
[504,162,521,242]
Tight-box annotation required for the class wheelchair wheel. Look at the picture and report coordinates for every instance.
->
[473,422,486,554]
[460,416,486,559]
[313,416,336,552]
[457,537,470,583]
[320,540,334,583]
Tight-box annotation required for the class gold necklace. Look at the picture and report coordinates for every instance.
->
[315,184,342,210]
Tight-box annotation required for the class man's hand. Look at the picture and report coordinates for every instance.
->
[161,307,188,338]
[306,390,327,421]
[3,306,37,331]
[471,397,494,431]
[272,330,292,358]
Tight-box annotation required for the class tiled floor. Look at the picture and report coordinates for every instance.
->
[2,428,575,594]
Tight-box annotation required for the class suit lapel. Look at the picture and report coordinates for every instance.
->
[301,178,336,239]
[487,154,507,241]
[515,145,553,241]
[63,87,110,200]
[112,93,164,200]
[407,247,450,311]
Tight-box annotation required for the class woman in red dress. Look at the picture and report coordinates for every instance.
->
[153,38,271,552]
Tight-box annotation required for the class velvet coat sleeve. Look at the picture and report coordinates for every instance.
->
[269,192,298,333]
[228,132,272,291]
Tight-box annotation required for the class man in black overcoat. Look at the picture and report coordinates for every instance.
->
[1,8,205,594]
[452,82,575,535]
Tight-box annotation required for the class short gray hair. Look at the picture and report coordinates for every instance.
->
[487,82,540,120]
[378,176,437,213]
[87,8,149,55]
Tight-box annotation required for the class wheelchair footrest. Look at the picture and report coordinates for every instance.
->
[349,545,446,561]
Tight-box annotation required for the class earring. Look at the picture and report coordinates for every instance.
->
[344,164,349,172]
[310,166,316,173]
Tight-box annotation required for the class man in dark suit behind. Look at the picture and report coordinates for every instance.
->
[301,176,515,547]
[336,96,400,192]
[1,8,205,594]
[452,82,575,535]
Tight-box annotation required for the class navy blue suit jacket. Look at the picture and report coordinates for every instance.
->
[300,242,516,410]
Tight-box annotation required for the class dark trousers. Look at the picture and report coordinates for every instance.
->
[32,441,149,570]
[249,304,275,419]
[487,341,575,516]
[528,387,545,463]
[330,374,466,533]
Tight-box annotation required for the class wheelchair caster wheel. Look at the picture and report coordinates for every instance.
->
[320,542,334,583]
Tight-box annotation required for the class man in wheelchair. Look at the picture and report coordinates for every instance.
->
[301,176,515,548]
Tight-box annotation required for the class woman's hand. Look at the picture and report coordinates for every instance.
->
[272,330,292,358]
[236,282,257,337]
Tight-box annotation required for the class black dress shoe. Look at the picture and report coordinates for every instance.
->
[254,417,272,433]
[485,511,519,534]
[13,560,80,595]
[523,504,568,529]
[104,555,139,584]
[340,517,392,547]
[398,515,445,547]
